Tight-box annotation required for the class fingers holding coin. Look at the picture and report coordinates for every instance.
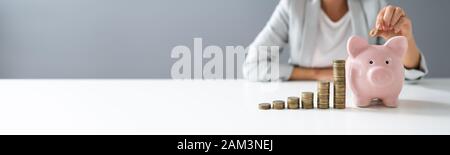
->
[370,5,409,38]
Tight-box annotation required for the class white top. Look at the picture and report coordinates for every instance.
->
[312,10,352,67]
[0,79,449,135]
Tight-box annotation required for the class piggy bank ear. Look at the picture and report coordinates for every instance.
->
[347,36,369,58]
[384,36,408,57]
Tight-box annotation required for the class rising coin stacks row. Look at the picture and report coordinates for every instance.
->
[333,60,346,109]
[258,60,346,110]
[258,87,344,110]
[317,81,330,109]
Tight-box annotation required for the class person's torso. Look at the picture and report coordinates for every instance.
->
[285,0,385,68]
[311,9,352,67]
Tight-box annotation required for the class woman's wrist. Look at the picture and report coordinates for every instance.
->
[289,67,333,81]
[403,34,422,69]
[315,68,333,81]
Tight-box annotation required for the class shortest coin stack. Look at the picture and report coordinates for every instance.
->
[272,100,286,110]
[317,81,330,109]
[259,103,271,110]
[287,97,300,109]
[301,92,314,109]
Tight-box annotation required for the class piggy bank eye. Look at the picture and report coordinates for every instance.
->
[369,60,374,64]
[385,61,390,64]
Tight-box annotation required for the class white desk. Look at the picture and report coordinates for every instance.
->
[0,79,449,135]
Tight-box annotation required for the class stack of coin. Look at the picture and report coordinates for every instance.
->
[287,97,300,109]
[259,103,271,110]
[333,60,346,109]
[301,92,314,109]
[317,81,330,109]
[272,100,285,110]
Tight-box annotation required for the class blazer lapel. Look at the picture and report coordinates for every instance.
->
[299,0,321,66]
[348,0,374,43]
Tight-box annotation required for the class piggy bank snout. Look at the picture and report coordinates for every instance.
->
[368,67,393,87]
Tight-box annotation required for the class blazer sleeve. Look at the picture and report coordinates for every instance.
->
[243,0,293,82]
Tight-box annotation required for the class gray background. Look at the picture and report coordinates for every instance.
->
[0,0,448,78]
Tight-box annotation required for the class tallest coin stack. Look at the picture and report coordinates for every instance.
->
[333,60,346,109]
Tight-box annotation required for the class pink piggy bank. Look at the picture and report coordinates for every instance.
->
[346,36,407,108]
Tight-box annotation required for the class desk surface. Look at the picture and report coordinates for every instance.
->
[0,79,449,135]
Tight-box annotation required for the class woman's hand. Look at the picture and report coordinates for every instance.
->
[372,5,421,69]
[375,5,413,39]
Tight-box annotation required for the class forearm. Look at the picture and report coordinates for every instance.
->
[289,67,332,81]
[403,34,421,69]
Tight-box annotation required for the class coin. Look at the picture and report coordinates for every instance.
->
[333,60,346,109]
[259,103,271,110]
[287,97,300,109]
[334,104,346,109]
[301,92,314,109]
[272,100,286,110]
[369,28,380,37]
[317,81,330,109]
